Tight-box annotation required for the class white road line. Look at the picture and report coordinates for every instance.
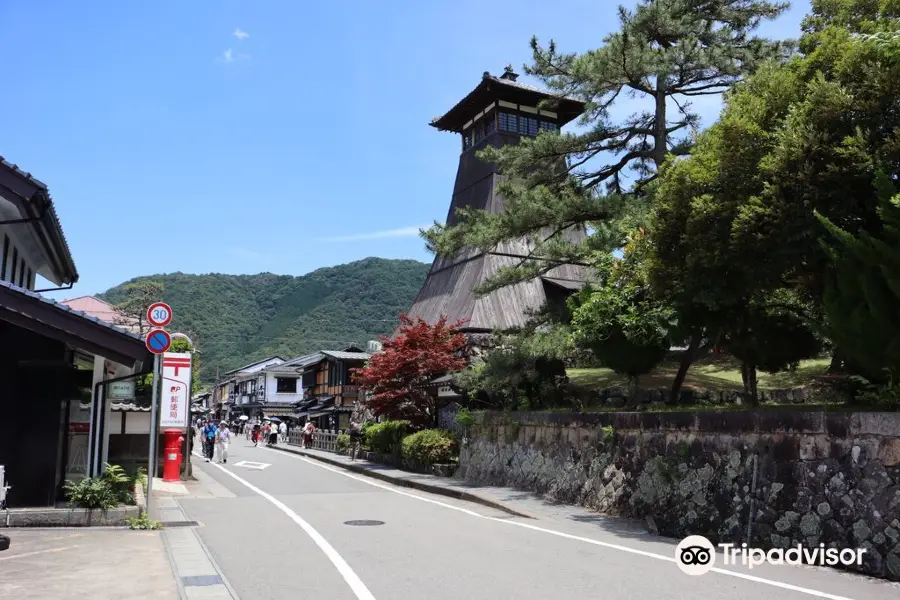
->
[192,452,375,600]
[0,546,75,561]
[263,447,860,600]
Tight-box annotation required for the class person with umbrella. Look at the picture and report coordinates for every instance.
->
[268,418,281,446]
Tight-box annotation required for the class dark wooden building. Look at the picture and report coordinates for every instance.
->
[295,348,370,430]
[404,66,591,333]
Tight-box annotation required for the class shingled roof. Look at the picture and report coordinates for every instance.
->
[429,68,585,133]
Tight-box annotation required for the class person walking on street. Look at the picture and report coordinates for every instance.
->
[251,422,261,447]
[348,418,363,460]
[202,419,218,462]
[215,421,231,464]
[269,421,279,446]
[279,420,288,443]
[302,420,315,449]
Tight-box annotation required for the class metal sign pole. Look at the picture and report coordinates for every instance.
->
[145,353,161,518]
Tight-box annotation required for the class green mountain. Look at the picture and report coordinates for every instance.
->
[100,257,429,382]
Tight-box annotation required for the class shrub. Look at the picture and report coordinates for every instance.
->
[454,408,475,429]
[102,464,134,505]
[126,513,161,530]
[364,420,410,455]
[401,429,457,465]
[336,433,350,453]
[63,477,118,511]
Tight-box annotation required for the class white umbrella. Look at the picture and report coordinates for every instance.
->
[238,415,249,421]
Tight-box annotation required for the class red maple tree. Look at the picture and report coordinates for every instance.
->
[353,314,467,427]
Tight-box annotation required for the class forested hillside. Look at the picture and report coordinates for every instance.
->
[100,257,429,382]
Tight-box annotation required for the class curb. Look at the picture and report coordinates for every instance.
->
[273,445,535,520]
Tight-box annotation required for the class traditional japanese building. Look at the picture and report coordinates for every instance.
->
[404,66,590,333]
[0,157,152,507]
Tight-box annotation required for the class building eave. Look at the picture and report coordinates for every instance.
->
[0,157,78,285]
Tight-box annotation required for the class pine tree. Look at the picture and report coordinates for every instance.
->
[424,0,790,294]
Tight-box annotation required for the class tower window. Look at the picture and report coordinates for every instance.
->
[499,112,517,132]
[540,121,559,132]
[519,116,538,137]
[486,115,496,135]
[474,122,485,143]
[462,129,472,150]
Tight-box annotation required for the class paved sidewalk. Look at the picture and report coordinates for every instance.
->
[152,478,239,600]
[274,444,539,518]
[0,527,179,599]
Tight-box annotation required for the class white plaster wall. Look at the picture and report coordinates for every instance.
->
[265,372,303,404]
[124,411,151,434]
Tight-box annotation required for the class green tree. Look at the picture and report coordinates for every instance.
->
[649,0,900,383]
[113,280,164,335]
[818,174,900,381]
[424,0,790,294]
[569,235,674,398]
[720,291,823,404]
[169,337,201,396]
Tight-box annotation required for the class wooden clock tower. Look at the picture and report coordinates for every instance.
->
[405,66,590,333]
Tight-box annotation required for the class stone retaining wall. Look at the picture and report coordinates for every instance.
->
[584,385,838,407]
[458,410,900,580]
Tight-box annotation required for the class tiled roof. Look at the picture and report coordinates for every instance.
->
[267,353,324,372]
[0,156,78,283]
[223,356,284,376]
[321,350,370,361]
[60,296,141,332]
[429,70,585,133]
[0,280,143,341]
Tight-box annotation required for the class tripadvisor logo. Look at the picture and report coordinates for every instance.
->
[675,535,867,576]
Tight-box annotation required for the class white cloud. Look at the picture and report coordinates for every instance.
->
[318,225,427,242]
[218,48,250,64]
[233,28,249,41]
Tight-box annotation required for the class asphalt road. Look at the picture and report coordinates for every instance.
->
[181,437,897,600]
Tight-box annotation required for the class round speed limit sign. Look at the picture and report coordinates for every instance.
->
[146,302,173,327]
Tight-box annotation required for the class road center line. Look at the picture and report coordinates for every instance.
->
[192,452,376,600]
[263,447,859,600]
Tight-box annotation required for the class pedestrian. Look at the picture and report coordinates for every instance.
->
[215,421,231,464]
[202,419,218,462]
[269,421,279,446]
[251,422,261,447]
[303,420,315,449]
[279,420,287,443]
[347,418,363,460]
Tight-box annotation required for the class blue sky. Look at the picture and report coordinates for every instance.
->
[0,0,810,299]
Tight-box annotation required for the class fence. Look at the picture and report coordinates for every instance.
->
[287,429,342,453]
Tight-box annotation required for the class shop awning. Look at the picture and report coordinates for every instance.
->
[0,281,151,368]
[263,409,297,419]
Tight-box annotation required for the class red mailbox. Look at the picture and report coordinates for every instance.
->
[163,429,185,482]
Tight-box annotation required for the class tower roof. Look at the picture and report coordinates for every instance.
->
[429,67,585,133]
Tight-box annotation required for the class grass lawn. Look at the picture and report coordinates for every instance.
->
[568,354,832,392]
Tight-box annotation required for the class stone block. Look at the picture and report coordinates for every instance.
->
[851,412,900,437]
[2,506,139,528]
[696,411,758,433]
[659,412,697,431]
[878,439,900,467]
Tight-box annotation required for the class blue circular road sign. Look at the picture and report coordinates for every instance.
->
[146,329,171,354]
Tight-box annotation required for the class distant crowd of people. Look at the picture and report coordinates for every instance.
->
[193,416,322,462]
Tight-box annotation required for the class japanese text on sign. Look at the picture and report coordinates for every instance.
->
[161,352,191,428]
